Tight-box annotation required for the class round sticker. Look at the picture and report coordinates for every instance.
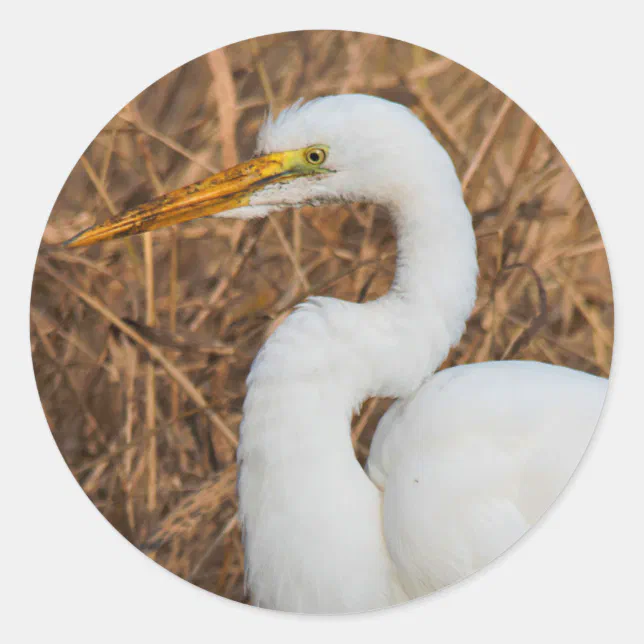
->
[32,31,612,615]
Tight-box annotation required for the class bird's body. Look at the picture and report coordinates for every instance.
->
[369,361,604,601]
[65,94,608,614]
[241,350,604,612]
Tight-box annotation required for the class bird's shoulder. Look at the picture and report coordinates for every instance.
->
[367,360,607,486]
[366,360,608,596]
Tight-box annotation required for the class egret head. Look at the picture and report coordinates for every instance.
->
[63,94,459,248]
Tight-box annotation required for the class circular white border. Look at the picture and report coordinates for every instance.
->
[3,2,643,642]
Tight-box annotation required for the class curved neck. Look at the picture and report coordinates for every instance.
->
[237,191,477,612]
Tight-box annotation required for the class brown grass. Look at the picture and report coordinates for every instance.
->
[30,31,613,603]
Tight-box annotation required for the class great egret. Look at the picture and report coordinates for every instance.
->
[64,94,608,614]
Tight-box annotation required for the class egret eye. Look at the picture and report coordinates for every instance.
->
[305,147,326,165]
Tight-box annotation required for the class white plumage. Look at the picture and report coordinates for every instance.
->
[234,95,607,613]
[64,93,608,614]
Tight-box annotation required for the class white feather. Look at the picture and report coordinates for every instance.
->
[230,95,608,614]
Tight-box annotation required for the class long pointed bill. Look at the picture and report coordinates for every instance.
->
[62,148,326,248]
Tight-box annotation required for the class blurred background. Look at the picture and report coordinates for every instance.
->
[31,31,613,604]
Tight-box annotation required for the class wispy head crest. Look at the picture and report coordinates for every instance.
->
[256,97,308,154]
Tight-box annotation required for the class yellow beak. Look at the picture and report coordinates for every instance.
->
[62,148,327,248]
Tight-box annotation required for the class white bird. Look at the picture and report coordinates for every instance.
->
[64,94,609,614]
